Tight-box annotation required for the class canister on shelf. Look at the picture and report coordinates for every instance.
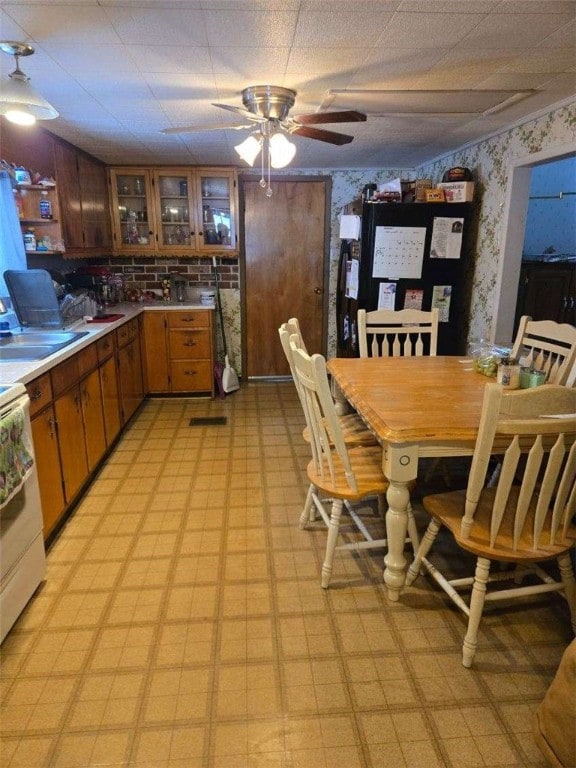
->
[23,228,36,252]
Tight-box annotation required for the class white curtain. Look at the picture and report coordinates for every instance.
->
[0,171,27,298]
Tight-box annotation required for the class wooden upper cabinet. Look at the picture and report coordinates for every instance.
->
[53,138,112,255]
[109,166,238,256]
[77,153,112,250]
[54,140,83,248]
[109,169,156,253]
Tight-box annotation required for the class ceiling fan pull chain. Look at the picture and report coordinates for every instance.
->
[265,137,273,197]
[259,137,267,190]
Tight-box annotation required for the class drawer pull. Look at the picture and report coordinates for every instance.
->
[184,341,196,347]
[30,388,43,401]
[184,370,197,376]
[182,317,195,322]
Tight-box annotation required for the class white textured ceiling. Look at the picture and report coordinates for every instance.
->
[0,0,575,169]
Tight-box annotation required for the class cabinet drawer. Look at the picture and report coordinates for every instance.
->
[169,329,211,359]
[51,355,80,397]
[26,373,53,417]
[171,360,213,392]
[96,333,115,362]
[116,317,138,347]
[77,343,98,377]
[167,310,210,330]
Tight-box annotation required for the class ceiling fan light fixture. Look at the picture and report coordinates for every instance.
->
[234,134,262,166]
[0,41,59,126]
[269,132,296,169]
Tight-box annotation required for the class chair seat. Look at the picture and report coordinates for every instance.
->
[303,412,377,447]
[424,486,576,564]
[307,444,388,500]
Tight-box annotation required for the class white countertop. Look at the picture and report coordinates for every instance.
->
[0,301,214,387]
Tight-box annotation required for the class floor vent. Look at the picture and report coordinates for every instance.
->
[189,416,228,426]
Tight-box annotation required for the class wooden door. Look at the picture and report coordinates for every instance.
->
[242,178,329,378]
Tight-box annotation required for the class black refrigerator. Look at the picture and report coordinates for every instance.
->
[337,201,476,357]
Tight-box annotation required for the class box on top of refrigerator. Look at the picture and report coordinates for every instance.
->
[438,181,475,202]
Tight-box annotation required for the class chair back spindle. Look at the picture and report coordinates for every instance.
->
[511,316,576,385]
[358,308,439,358]
[461,384,576,551]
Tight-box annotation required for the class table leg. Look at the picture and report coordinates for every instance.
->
[383,443,418,601]
[330,379,351,416]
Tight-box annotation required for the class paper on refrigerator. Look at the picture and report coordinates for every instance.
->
[345,259,359,299]
[339,214,361,240]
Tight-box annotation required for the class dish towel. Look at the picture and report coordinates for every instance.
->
[0,406,34,509]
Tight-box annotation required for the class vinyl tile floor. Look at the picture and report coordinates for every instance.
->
[1,383,573,768]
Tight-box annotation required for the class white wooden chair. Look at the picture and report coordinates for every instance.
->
[279,320,377,527]
[566,359,576,388]
[511,316,576,385]
[289,339,420,588]
[406,383,576,668]
[357,307,439,358]
[357,308,449,485]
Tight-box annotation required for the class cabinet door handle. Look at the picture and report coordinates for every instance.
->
[48,416,58,437]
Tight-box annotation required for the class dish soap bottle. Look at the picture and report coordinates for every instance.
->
[39,192,52,219]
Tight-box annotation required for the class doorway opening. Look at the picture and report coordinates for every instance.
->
[494,143,576,344]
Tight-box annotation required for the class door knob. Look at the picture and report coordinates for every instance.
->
[314,287,322,294]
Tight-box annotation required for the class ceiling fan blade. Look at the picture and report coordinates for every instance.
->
[161,123,251,135]
[292,110,366,125]
[212,103,266,122]
[289,125,355,145]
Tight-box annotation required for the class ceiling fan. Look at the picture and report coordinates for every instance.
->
[161,84,367,146]
[162,85,366,196]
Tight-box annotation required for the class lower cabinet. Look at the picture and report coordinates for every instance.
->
[117,317,145,424]
[27,373,66,539]
[26,336,116,540]
[143,309,214,394]
[51,343,107,503]
[99,355,121,446]
[24,312,166,541]
[81,368,107,470]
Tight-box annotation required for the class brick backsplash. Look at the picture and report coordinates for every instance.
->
[91,256,239,293]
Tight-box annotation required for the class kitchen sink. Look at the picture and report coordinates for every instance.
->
[0,331,90,362]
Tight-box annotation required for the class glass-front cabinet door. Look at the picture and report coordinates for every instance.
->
[195,169,236,252]
[152,170,197,251]
[109,169,155,252]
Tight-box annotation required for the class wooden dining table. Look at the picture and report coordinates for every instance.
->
[327,355,492,601]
